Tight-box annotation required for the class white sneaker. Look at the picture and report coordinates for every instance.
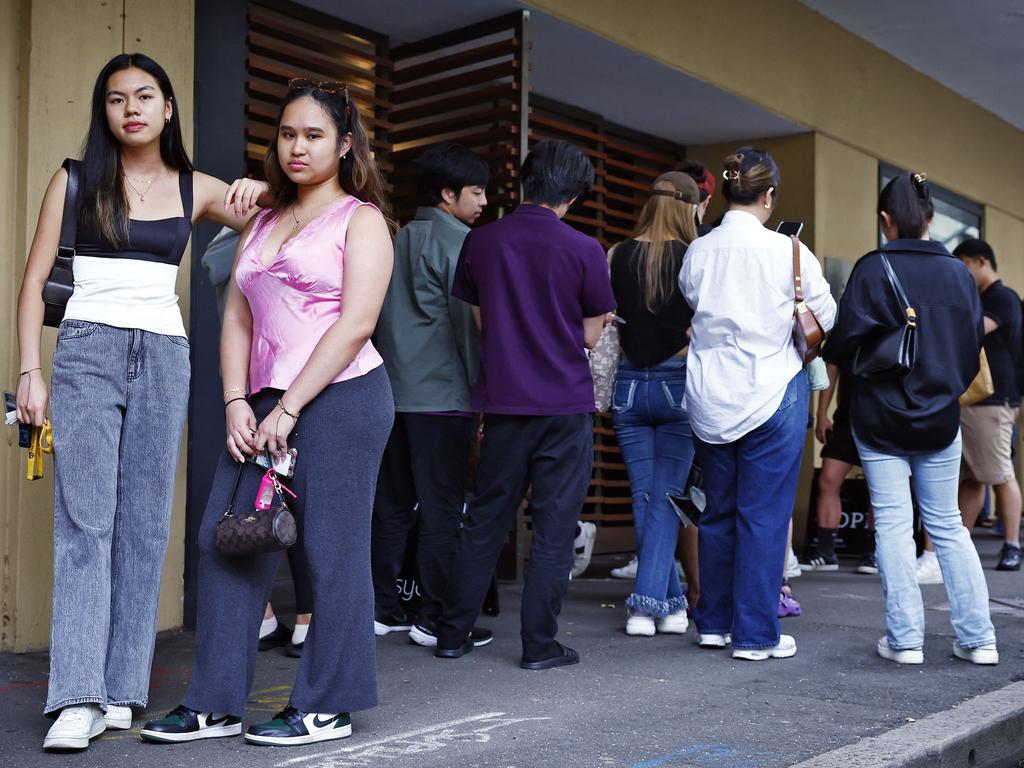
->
[785,548,802,579]
[610,556,638,579]
[625,609,656,637]
[953,641,999,665]
[656,611,689,634]
[571,522,597,578]
[697,633,732,648]
[733,634,797,661]
[44,704,106,750]
[104,704,132,730]
[916,551,943,584]
[876,636,924,665]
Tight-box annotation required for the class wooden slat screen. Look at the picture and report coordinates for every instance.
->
[528,96,685,251]
[389,14,526,226]
[245,0,393,179]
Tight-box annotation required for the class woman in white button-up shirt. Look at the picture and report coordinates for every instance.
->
[678,148,836,661]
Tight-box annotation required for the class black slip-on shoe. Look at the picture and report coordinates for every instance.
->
[434,637,474,659]
[520,644,580,671]
[244,706,351,746]
[996,543,1021,571]
[140,705,241,743]
[258,624,292,652]
[285,641,303,658]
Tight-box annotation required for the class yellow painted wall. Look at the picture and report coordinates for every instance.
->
[528,0,1024,223]
[2,0,194,652]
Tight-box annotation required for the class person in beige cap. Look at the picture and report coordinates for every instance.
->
[608,171,702,637]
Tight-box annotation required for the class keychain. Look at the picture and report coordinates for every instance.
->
[255,467,297,511]
[26,422,54,481]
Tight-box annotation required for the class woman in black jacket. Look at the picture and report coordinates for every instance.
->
[823,172,997,666]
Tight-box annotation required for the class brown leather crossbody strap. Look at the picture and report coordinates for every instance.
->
[791,235,804,302]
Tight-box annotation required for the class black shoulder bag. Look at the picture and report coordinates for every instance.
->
[41,158,82,328]
[215,456,298,556]
[851,253,918,380]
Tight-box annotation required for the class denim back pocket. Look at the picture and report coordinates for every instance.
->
[57,320,98,341]
[611,378,637,413]
[660,379,687,412]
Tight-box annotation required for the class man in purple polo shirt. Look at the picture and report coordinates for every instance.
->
[435,139,616,670]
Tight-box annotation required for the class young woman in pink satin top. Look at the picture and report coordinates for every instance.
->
[141,80,395,748]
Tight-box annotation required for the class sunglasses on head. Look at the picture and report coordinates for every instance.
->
[287,78,349,104]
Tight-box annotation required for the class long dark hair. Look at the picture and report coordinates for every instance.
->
[81,53,193,247]
[264,86,392,226]
[878,172,933,239]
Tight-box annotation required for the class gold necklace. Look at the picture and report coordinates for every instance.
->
[289,193,344,236]
[123,170,162,204]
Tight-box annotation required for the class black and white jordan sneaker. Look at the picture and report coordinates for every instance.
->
[140,705,241,743]
[244,706,352,746]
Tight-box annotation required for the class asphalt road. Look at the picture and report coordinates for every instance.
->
[2,534,1023,768]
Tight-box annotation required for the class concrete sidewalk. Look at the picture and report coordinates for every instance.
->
[2,534,1023,768]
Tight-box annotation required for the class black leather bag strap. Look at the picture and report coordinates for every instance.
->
[59,158,81,253]
[223,460,246,518]
[879,253,917,326]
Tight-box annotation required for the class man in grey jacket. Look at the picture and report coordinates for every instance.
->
[371,143,492,647]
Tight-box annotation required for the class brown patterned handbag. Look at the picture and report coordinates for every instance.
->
[215,457,298,556]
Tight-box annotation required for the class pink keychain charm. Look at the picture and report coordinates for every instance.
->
[255,468,298,511]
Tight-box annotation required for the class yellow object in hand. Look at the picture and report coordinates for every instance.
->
[26,422,53,481]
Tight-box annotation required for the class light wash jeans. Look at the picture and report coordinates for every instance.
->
[853,429,996,651]
[46,321,190,714]
[611,356,694,617]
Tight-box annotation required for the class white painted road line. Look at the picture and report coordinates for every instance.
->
[275,711,552,768]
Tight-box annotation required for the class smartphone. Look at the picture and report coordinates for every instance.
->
[4,391,17,427]
[776,220,804,237]
[246,448,297,478]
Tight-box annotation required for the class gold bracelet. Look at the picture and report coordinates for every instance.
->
[277,399,300,419]
[223,385,245,400]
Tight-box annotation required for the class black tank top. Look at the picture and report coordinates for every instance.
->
[610,239,693,367]
[76,172,194,266]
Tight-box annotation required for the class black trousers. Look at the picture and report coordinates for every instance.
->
[437,414,594,661]
[371,413,477,624]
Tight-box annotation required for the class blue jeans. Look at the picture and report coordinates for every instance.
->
[46,321,190,714]
[853,430,996,650]
[693,371,809,650]
[612,357,694,617]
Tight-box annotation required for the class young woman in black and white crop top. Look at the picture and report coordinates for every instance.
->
[15,53,268,752]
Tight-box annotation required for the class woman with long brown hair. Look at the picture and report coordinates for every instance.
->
[141,79,394,746]
[610,172,700,637]
[16,52,265,752]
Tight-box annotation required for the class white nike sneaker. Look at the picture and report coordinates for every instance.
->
[104,704,132,730]
[953,641,999,665]
[697,633,731,648]
[732,634,797,661]
[876,636,924,665]
[44,704,106,750]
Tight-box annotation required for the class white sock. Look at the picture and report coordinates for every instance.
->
[259,615,278,639]
[292,623,309,646]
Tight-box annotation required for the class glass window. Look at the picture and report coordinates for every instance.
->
[879,163,983,251]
